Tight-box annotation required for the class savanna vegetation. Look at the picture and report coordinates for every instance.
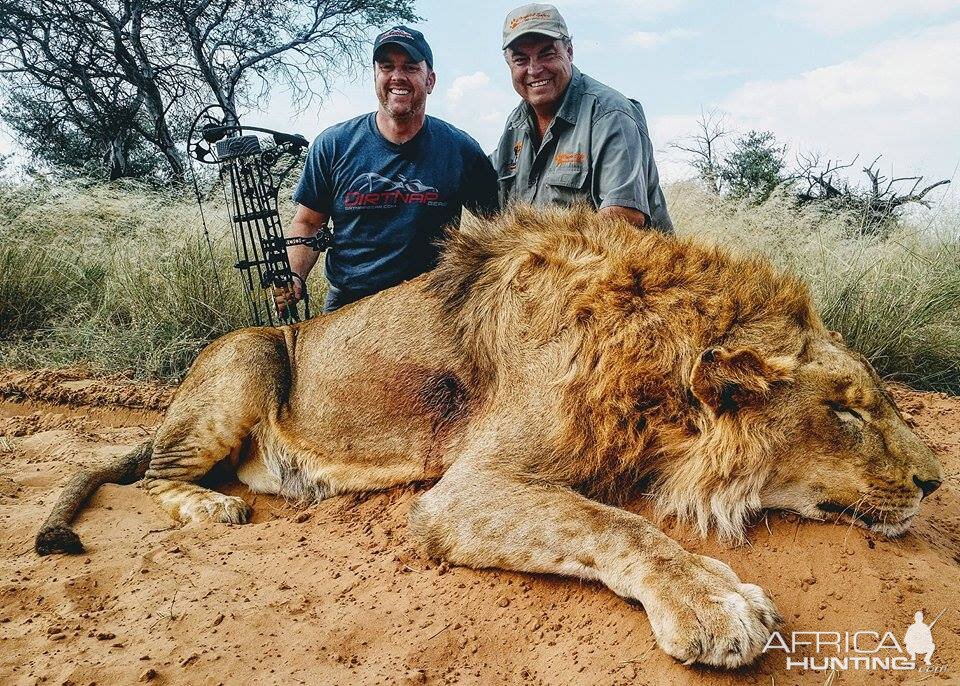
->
[1,176,957,392]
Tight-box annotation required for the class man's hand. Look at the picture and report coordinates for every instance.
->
[272,281,303,315]
[598,205,648,228]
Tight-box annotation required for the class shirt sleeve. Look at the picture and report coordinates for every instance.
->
[591,109,674,234]
[462,144,501,219]
[590,110,652,216]
[292,134,333,214]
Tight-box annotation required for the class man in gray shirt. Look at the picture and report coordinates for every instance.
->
[492,3,673,233]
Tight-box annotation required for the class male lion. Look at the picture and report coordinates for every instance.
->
[36,205,943,669]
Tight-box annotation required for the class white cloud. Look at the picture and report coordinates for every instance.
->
[437,71,518,152]
[445,71,492,103]
[718,22,960,181]
[776,0,960,34]
[625,28,699,49]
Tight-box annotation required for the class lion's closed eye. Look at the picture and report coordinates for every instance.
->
[828,402,865,424]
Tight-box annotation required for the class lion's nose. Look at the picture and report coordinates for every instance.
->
[913,475,942,499]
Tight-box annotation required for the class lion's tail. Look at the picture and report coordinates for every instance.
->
[35,440,153,556]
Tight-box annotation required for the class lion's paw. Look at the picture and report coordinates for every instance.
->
[642,554,779,668]
[181,493,252,525]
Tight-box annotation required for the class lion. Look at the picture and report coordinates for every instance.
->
[35,204,943,669]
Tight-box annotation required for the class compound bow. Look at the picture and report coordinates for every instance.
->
[187,105,332,326]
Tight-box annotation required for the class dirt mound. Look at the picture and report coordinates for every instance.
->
[0,366,174,412]
[0,368,957,685]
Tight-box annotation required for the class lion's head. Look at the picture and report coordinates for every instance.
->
[661,331,944,541]
[757,334,943,536]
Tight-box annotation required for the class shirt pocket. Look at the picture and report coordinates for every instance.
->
[544,166,589,206]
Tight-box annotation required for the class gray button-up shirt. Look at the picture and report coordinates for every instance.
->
[491,67,673,233]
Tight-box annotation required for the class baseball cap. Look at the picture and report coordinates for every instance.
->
[502,3,570,50]
[373,26,433,69]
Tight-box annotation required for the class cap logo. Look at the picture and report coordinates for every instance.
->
[509,12,552,29]
[379,28,413,41]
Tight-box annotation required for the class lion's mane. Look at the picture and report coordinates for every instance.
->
[426,204,819,541]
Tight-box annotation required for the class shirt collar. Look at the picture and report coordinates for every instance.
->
[555,66,584,125]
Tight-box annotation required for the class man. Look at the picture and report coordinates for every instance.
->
[492,3,673,232]
[281,26,499,313]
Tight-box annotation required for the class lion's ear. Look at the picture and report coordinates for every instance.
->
[690,346,795,415]
[828,330,844,345]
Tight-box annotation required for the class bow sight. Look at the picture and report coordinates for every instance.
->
[187,105,332,326]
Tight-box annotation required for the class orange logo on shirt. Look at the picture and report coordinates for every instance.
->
[554,152,585,166]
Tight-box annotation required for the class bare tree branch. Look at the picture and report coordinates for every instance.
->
[669,107,728,194]
[794,153,950,236]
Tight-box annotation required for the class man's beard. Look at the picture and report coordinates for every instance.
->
[379,92,425,121]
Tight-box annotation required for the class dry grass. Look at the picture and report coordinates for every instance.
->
[0,177,318,379]
[1,178,958,390]
[668,183,960,393]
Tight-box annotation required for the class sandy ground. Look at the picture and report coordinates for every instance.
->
[0,367,958,686]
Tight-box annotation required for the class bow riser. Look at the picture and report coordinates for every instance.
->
[187,105,330,327]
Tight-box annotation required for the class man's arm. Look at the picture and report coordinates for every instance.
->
[462,145,501,219]
[590,110,671,233]
[276,204,328,306]
[598,204,647,227]
[288,204,329,285]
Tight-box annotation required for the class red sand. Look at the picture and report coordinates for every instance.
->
[1,367,958,685]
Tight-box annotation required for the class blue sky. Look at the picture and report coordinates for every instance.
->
[255,0,960,198]
[3,1,959,197]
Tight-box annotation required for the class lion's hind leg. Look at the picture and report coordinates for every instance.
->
[143,328,289,525]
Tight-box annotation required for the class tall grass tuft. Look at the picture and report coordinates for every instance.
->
[0,178,319,380]
[1,178,958,392]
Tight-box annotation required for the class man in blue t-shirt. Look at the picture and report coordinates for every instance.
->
[281,26,499,313]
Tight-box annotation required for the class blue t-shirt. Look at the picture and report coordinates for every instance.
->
[293,113,499,293]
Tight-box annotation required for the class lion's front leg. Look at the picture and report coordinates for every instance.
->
[409,459,779,668]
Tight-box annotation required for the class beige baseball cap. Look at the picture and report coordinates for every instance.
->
[502,3,570,50]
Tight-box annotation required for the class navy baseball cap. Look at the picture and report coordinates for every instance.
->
[373,26,433,69]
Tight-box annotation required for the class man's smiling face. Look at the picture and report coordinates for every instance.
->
[374,46,435,121]
[505,34,574,113]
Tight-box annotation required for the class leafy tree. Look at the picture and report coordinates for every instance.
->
[0,0,192,180]
[1,76,170,180]
[0,0,417,182]
[720,130,787,204]
[178,0,418,126]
